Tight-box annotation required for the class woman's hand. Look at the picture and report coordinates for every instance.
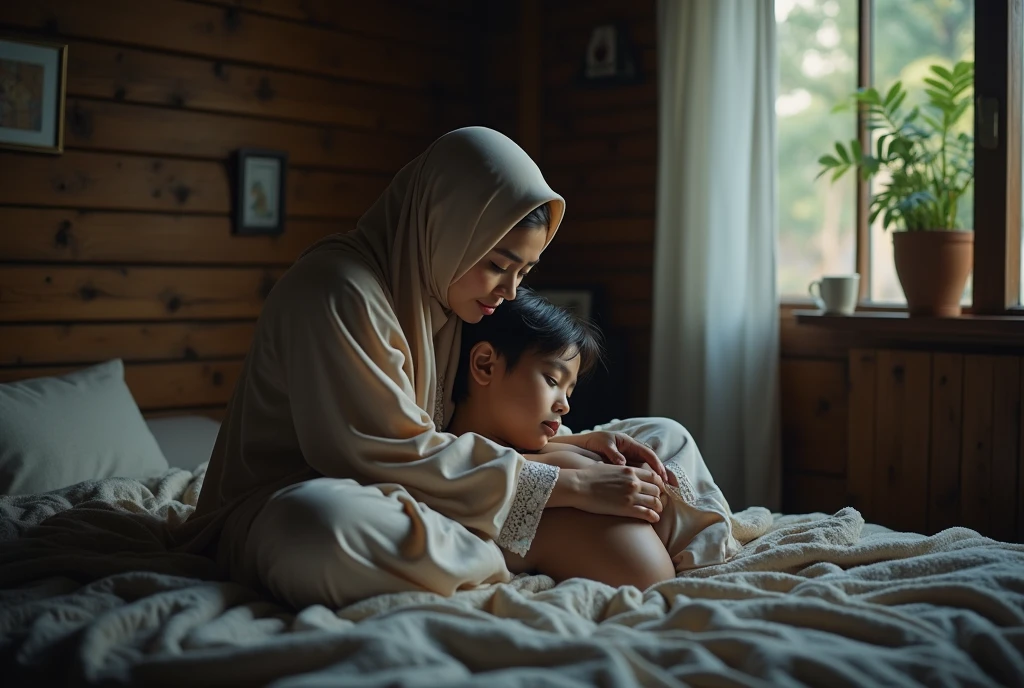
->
[563,463,668,524]
[551,431,674,486]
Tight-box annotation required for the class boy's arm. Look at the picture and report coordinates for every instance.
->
[549,431,672,485]
[525,447,601,470]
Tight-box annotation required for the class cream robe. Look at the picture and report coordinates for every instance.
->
[174,128,565,599]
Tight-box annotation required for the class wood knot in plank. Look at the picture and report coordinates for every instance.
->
[211,371,225,386]
[223,7,242,32]
[54,220,72,248]
[172,185,192,205]
[165,295,183,313]
[69,103,94,140]
[79,284,99,301]
[51,170,91,194]
[213,62,228,80]
[891,364,904,383]
[183,346,198,361]
[256,77,275,102]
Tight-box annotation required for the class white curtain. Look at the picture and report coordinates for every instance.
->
[650,0,780,511]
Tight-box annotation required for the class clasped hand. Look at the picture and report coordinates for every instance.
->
[531,431,677,524]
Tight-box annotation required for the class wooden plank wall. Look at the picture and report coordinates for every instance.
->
[783,340,1024,542]
[485,0,658,417]
[847,349,1023,541]
[780,357,851,515]
[0,0,480,415]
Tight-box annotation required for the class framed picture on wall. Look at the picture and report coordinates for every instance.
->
[0,37,67,154]
[233,148,287,236]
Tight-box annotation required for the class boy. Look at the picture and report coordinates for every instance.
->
[448,288,745,574]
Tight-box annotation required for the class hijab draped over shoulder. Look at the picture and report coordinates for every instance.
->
[182,128,565,567]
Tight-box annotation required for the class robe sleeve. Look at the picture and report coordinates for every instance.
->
[276,269,555,554]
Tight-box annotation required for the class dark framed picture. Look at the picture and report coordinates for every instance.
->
[0,37,68,154]
[233,148,287,235]
[578,22,640,87]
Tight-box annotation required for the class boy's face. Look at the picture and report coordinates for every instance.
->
[484,348,580,452]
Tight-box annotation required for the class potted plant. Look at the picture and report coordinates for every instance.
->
[818,60,974,316]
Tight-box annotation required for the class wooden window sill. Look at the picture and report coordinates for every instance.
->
[792,309,1024,348]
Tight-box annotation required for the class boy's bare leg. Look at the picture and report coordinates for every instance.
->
[502,508,675,590]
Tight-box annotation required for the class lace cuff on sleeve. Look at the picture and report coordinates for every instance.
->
[496,461,558,556]
[665,459,698,505]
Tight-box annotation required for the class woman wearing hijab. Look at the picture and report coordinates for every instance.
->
[182,128,738,609]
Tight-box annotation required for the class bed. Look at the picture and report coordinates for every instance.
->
[1,363,1023,687]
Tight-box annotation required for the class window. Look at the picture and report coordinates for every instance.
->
[869,1,974,302]
[776,0,857,298]
[777,0,983,304]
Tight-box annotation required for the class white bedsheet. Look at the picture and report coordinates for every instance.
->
[1,465,1023,687]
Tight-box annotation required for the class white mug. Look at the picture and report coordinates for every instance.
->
[809,274,860,315]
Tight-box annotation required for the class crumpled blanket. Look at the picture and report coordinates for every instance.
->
[1,465,1022,688]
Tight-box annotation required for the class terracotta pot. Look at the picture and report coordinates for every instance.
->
[892,229,974,317]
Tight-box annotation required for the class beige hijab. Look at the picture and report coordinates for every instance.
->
[300,126,565,430]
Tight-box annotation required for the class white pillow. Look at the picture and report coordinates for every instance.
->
[0,359,170,495]
[145,415,221,472]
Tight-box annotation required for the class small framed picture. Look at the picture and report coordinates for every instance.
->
[534,288,595,321]
[0,37,68,154]
[578,22,639,87]
[233,148,287,235]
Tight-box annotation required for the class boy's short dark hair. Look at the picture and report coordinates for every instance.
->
[452,286,604,404]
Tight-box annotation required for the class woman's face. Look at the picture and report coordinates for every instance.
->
[447,226,547,323]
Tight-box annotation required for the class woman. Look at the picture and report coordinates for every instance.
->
[180,127,737,609]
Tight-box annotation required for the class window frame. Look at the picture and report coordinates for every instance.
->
[972,0,1022,313]
[784,0,1022,314]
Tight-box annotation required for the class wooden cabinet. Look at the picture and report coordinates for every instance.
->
[783,346,1024,543]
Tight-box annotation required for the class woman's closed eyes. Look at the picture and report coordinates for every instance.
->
[489,262,532,279]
